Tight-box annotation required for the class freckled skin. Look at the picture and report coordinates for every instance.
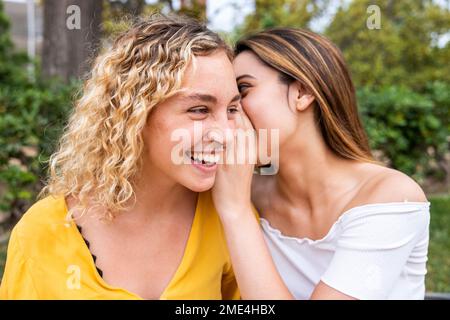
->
[142,50,241,192]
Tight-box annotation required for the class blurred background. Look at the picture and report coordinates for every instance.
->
[0,0,449,297]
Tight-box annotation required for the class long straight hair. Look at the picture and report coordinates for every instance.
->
[235,28,374,162]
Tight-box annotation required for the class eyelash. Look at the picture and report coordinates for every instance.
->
[228,106,239,114]
[237,83,251,95]
[188,106,208,114]
[188,106,240,114]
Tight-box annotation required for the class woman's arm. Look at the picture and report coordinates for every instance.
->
[212,111,293,299]
[218,204,293,299]
[310,282,356,300]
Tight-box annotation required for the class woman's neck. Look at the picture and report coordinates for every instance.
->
[114,163,197,227]
[274,123,361,215]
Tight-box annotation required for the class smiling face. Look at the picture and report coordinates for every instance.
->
[142,50,241,192]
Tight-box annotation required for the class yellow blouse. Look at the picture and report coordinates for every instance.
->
[0,191,239,300]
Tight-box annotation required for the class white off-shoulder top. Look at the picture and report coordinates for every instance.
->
[260,202,431,300]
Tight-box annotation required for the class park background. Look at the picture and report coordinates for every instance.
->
[0,0,449,297]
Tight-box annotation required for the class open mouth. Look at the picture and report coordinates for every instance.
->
[188,151,220,167]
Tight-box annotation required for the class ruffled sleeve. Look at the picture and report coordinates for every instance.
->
[320,202,430,300]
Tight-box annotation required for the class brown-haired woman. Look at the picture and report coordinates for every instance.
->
[212,28,430,300]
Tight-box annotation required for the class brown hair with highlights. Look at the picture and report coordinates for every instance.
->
[235,28,374,162]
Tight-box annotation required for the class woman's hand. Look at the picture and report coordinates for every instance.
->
[210,109,293,299]
[211,109,257,219]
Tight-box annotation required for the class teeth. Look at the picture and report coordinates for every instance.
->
[190,152,219,164]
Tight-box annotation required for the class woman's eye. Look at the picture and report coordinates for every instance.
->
[237,83,250,93]
[188,106,208,114]
[228,105,239,114]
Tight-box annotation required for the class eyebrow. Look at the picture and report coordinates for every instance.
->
[229,93,241,103]
[185,93,218,104]
[185,93,241,104]
[236,74,256,82]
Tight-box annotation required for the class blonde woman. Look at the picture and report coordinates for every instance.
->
[212,28,430,300]
[0,15,243,299]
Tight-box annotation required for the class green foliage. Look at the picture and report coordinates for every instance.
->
[177,0,207,22]
[358,82,450,183]
[239,0,330,34]
[427,194,450,293]
[0,239,6,279]
[326,0,450,89]
[0,1,77,220]
[0,0,12,58]
[0,76,77,219]
[103,0,207,37]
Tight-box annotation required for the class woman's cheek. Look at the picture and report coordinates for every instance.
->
[241,97,261,127]
[250,100,276,131]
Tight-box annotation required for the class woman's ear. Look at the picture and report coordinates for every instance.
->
[296,93,315,111]
[288,81,315,112]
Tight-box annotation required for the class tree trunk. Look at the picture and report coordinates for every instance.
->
[42,0,102,82]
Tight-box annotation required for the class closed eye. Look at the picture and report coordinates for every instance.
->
[237,83,251,95]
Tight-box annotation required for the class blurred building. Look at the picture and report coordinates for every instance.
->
[4,0,43,57]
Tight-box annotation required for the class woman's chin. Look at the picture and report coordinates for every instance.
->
[183,176,215,193]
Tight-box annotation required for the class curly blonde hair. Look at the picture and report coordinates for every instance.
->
[40,14,232,220]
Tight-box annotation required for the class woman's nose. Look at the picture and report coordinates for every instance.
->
[204,114,231,140]
[202,128,225,148]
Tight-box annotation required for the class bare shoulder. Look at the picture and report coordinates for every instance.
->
[353,163,428,205]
